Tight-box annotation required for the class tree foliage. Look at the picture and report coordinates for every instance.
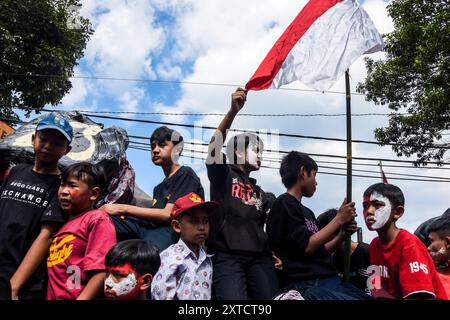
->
[357,0,449,164]
[0,0,93,125]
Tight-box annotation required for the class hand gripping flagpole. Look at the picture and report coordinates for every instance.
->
[343,69,352,283]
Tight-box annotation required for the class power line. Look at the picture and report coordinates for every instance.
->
[1,72,365,95]
[142,143,450,181]
[127,146,450,183]
[129,139,450,174]
[128,135,450,166]
[130,141,450,181]
[34,108,405,117]
[4,112,449,166]
[82,113,450,150]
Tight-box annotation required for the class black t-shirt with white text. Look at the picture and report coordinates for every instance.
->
[0,164,65,292]
[267,193,337,287]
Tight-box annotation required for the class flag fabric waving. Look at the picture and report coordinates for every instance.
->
[245,0,384,91]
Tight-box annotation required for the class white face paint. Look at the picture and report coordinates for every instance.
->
[430,247,447,267]
[246,141,261,166]
[104,273,137,297]
[369,192,392,230]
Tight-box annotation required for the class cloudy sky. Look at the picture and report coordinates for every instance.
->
[26,0,450,242]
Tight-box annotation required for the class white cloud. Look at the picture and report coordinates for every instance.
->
[60,68,88,106]
[119,88,146,112]
[81,0,164,95]
[156,60,183,80]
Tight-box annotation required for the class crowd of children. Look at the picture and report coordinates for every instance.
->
[0,89,449,300]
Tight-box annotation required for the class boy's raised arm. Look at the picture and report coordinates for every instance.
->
[207,88,247,163]
[10,224,58,299]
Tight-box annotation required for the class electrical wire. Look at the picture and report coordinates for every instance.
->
[128,145,450,183]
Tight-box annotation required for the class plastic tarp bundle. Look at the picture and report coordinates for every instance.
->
[0,111,152,206]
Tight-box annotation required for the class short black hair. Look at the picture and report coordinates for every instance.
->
[280,151,318,189]
[61,162,107,192]
[363,183,405,208]
[226,133,263,165]
[428,216,450,239]
[316,208,338,230]
[105,240,161,276]
[150,126,183,146]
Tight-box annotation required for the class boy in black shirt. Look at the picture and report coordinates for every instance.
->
[0,113,72,300]
[102,126,204,251]
[266,151,369,300]
[206,88,279,300]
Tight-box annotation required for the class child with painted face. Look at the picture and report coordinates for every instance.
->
[427,216,450,298]
[363,183,447,300]
[104,240,160,300]
[151,192,217,300]
[46,162,117,300]
[205,88,279,300]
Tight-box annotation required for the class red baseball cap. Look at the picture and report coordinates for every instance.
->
[171,192,219,219]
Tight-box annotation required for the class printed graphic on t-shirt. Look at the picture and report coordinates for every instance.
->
[151,240,212,300]
[230,178,262,210]
[305,218,319,233]
[1,180,50,208]
[47,235,76,267]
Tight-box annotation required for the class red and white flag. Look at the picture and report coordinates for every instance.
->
[379,161,388,184]
[246,0,383,91]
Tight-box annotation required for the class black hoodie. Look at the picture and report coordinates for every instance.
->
[206,162,270,254]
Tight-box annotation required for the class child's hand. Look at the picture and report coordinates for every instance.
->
[100,204,126,219]
[336,198,357,225]
[230,88,247,114]
[11,288,18,300]
[272,251,283,271]
[342,220,358,235]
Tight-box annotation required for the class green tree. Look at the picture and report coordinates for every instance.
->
[357,0,449,164]
[0,0,93,125]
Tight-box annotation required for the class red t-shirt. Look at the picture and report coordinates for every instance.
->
[369,229,447,299]
[46,209,116,300]
[437,272,450,299]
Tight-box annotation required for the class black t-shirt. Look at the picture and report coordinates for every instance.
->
[153,166,205,209]
[0,164,65,292]
[267,193,337,286]
[333,242,370,291]
[206,162,270,254]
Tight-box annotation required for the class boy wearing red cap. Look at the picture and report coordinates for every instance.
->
[151,192,217,300]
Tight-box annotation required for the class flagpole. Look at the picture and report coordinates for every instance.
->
[343,69,352,283]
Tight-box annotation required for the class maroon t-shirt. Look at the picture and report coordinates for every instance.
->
[46,209,116,300]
